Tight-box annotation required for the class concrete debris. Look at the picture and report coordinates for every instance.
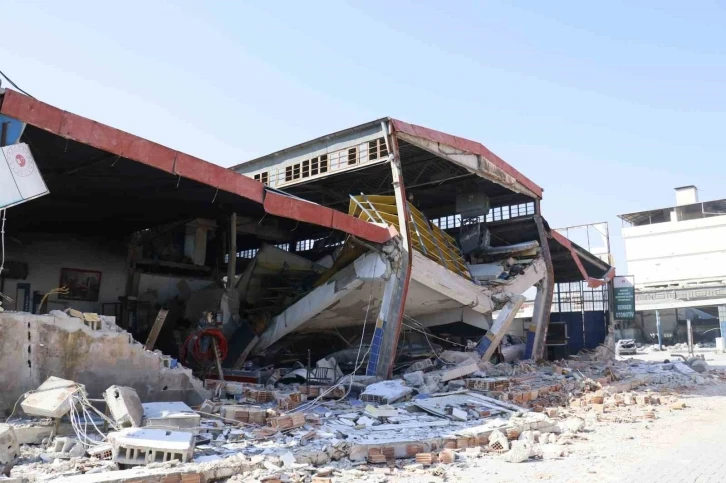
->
[502,441,532,463]
[403,371,424,387]
[441,361,479,382]
[108,428,195,465]
[142,402,201,434]
[0,338,722,482]
[0,425,19,464]
[104,386,143,428]
[20,377,84,418]
[360,380,413,404]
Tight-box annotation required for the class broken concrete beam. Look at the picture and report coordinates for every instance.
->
[21,376,83,418]
[142,402,200,435]
[440,361,479,382]
[104,386,143,428]
[364,404,397,418]
[109,428,195,465]
[0,424,19,464]
[477,294,526,361]
[11,424,54,445]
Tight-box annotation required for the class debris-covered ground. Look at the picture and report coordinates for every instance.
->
[3,344,725,483]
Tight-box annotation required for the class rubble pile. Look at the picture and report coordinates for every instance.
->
[2,350,722,482]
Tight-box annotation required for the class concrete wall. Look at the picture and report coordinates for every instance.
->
[2,235,127,313]
[622,215,726,287]
[0,312,208,414]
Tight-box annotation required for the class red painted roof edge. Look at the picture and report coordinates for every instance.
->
[0,89,392,245]
[389,118,543,199]
[550,230,615,286]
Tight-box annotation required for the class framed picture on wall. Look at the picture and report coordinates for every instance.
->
[58,268,102,302]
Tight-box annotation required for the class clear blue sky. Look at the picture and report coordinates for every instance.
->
[2,0,725,273]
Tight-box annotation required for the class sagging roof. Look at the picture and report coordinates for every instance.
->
[484,216,613,284]
[0,89,391,243]
[232,117,543,200]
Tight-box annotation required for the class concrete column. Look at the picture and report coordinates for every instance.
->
[365,123,413,379]
[525,215,555,360]
[477,294,526,361]
[655,309,663,350]
[719,306,726,339]
[227,213,237,293]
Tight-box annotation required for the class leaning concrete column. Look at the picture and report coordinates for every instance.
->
[365,122,413,379]
[526,215,555,360]
[477,294,526,361]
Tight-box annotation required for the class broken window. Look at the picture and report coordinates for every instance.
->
[347,147,357,166]
[292,163,301,180]
[311,157,319,176]
[320,154,328,173]
[285,165,293,182]
[275,243,290,251]
[254,172,269,186]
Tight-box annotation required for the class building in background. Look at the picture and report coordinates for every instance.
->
[618,186,726,345]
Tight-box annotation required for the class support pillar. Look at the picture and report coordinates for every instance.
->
[655,309,663,350]
[366,122,413,379]
[525,215,555,360]
[719,306,726,340]
[227,213,237,292]
[686,319,694,357]
[477,294,526,361]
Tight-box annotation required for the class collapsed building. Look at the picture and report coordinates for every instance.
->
[0,88,639,482]
[0,89,614,403]
[231,118,614,368]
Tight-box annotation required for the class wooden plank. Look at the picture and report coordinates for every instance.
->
[144,308,169,351]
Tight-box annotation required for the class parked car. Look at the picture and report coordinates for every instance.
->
[616,339,637,356]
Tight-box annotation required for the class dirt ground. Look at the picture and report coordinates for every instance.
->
[373,352,726,483]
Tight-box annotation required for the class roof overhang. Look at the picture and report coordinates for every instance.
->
[390,119,543,200]
[0,89,392,244]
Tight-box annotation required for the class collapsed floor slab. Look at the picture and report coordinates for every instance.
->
[0,313,210,415]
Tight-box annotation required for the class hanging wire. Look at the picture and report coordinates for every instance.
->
[0,68,34,98]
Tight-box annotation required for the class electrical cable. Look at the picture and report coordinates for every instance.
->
[288,258,377,414]
[180,328,228,366]
[0,69,34,98]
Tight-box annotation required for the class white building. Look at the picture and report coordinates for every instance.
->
[618,186,726,344]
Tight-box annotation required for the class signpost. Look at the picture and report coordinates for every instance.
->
[613,275,635,320]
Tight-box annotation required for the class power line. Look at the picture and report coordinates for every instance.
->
[0,68,34,98]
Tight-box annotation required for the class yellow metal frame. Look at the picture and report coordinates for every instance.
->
[348,194,472,280]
